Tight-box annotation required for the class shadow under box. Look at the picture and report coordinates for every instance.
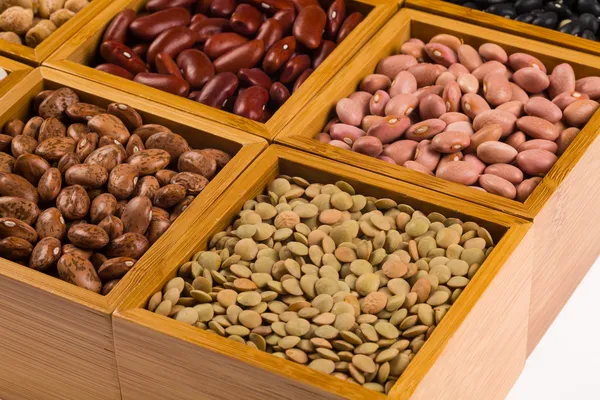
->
[407,0,600,58]
[0,0,113,66]
[0,67,266,400]
[276,8,600,356]
[112,145,532,400]
[43,0,397,141]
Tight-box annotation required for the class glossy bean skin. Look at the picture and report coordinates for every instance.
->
[262,36,296,75]
[155,53,184,80]
[203,32,249,59]
[134,73,191,97]
[102,9,136,44]
[213,40,265,74]
[336,11,363,43]
[280,54,311,84]
[326,0,345,39]
[269,82,291,107]
[256,18,284,51]
[195,72,239,109]
[230,4,263,36]
[147,26,196,66]
[176,49,215,89]
[100,41,148,75]
[129,7,191,41]
[293,5,327,49]
[233,86,269,121]
[189,18,230,43]
[95,64,135,80]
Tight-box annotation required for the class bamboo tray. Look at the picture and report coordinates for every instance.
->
[0,0,112,66]
[276,9,600,355]
[407,0,600,57]
[0,55,32,98]
[112,145,533,400]
[0,67,266,400]
[44,0,397,142]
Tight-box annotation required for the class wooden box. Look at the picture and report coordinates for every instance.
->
[407,0,600,57]
[0,67,266,400]
[44,0,397,141]
[0,55,32,98]
[276,8,600,355]
[112,145,532,400]
[0,0,113,66]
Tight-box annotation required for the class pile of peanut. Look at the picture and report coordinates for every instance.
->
[0,0,89,47]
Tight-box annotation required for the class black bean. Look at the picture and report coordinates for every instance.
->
[515,0,543,14]
[577,0,600,17]
[581,29,597,39]
[545,2,576,19]
[559,19,583,35]
[532,11,559,28]
[579,13,599,33]
[530,8,545,15]
[486,3,517,18]
[474,0,507,5]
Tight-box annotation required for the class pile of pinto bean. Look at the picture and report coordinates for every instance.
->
[0,87,231,294]
[96,0,364,122]
[319,34,600,201]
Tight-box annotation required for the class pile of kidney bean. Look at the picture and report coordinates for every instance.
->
[446,0,600,41]
[0,87,231,294]
[95,0,364,122]
[317,34,600,201]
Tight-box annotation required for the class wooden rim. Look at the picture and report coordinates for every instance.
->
[275,8,600,221]
[44,0,397,141]
[0,67,266,314]
[115,144,530,399]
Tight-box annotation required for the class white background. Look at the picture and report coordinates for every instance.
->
[506,257,600,399]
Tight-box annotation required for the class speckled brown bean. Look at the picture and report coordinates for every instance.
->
[35,208,66,240]
[0,152,15,173]
[0,197,39,226]
[90,193,118,224]
[133,124,172,142]
[108,164,139,199]
[151,207,169,221]
[127,149,171,176]
[76,133,99,162]
[68,224,110,250]
[196,148,230,169]
[105,232,149,259]
[36,168,61,203]
[98,215,125,241]
[91,253,108,270]
[62,245,94,260]
[22,117,43,139]
[169,196,194,221]
[0,237,33,261]
[0,134,12,153]
[121,196,153,235]
[65,164,109,189]
[153,184,187,208]
[56,185,90,220]
[11,135,38,158]
[29,237,62,271]
[38,88,79,119]
[126,134,145,157]
[0,217,38,243]
[88,114,131,145]
[0,172,39,204]
[144,132,189,162]
[13,154,51,186]
[33,91,55,115]
[170,172,209,195]
[35,137,76,162]
[57,253,102,293]
[67,123,90,142]
[65,103,107,123]
[177,150,217,179]
[155,170,177,187]
[98,257,136,281]
[4,120,24,137]
[133,176,161,199]
[146,217,171,244]
[107,103,143,131]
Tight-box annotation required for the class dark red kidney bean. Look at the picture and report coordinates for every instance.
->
[337,12,363,43]
[191,13,207,24]
[129,7,191,41]
[203,32,249,59]
[234,86,269,121]
[256,18,284,51]
[326,0,345,39]
[290,0,319,11]
[238,68,272,89]
[195,72,239,108]
[269,82,290,107]
[213,39,265,73]
[246,0,295,13]
[293,5,326,49]
[293,68,313,93]
[196,0,212,13]
[280,53,310,84]
[134,73,190,97]
[132,43,150,59]
[95,64,134,80]
[147,26,196,66]
[102,8,136,44]
[155,52,184,79]
[312,40,336,69]
[145,0,196,11]
[273,8,296,33]
[100,41,149,75]
[189,18,230,43]
[210,0,237,17]
[230,4,263,36]
[262,36,296,74]
[176,49,215,89]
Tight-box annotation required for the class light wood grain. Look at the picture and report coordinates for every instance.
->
[0,56,32,99]
[44,0,397,141]
[0,67,265,400]
[407,0,600,57]
[114,145,530,400]
[275,8,600,221]
[0,0,112,66]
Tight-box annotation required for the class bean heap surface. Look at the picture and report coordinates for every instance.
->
[148,175,495,394]
[96,0,363,122]
[0,0,89,47]
[318,34,600,201]
[0,86,231,294]
[446,0,600,41]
